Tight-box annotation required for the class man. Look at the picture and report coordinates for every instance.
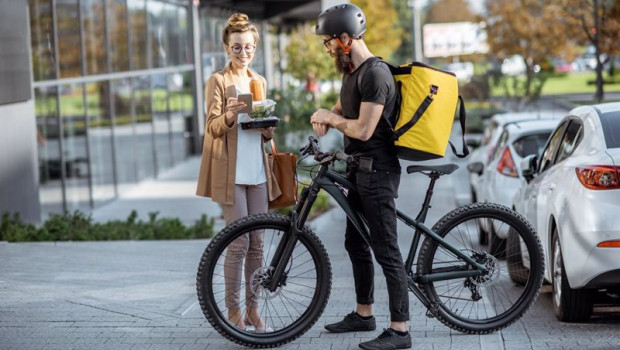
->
[311,4,411,350]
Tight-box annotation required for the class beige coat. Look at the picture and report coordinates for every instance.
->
[196,64,281,205]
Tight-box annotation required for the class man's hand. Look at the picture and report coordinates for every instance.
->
[311,109,332,137]
[311,108,332,125]
[312,122,329,137]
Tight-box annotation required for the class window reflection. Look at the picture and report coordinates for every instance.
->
[112,79,137,194]
[152,74,171,172]
[56,0,81,78]
[170,73,191,164]
[82,0,106,75]
[29,0,56,81]
[133,76,155,180]
[86,82,115,205]
[36,87,63,218]
[109,0,129,72]
[59,83,90,212]
[148,1,167,68]
[129,0,148,70]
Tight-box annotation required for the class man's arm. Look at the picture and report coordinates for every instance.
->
[311,101,383,141]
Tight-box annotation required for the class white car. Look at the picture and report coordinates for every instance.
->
[511,103,620,322]
[475,119,560,256]
[467,110,562,205]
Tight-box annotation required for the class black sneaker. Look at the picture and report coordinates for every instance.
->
[359,328,412,350]
[324,311,376,333]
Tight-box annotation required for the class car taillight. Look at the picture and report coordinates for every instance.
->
[497,148,518,177]
[575,165,620,190]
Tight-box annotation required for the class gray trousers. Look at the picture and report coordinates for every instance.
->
[221,183,268,310]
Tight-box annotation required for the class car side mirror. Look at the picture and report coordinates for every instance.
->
[520,155,537,183]
[467,162,484,176]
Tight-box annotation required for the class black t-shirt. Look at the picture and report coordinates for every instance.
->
[341,57,400,172]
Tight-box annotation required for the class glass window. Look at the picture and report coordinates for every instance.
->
[29,0,56,81]
[538,122,568,173]
[512,132,552,158]
[86,82,116,205]
[56,0,82,78]
[35,87,64,218]
[170,72,192,164]
[177,6,190,65]
[133,76,155,180]
[111,79,137,194]
[82,0,106,75]
[148,1,167,68]
[152,74,171,172]
[599,111,620,149]
[556,121,583,164]
[59,83,90,212]
[109,0,129,72]
[128,0,148,70]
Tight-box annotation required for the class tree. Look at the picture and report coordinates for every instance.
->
[560,0,620,101]
[391,0,413,63]
[352,0,405,61]
[284,23,338,84]
[426,0,476,24]
[484,0,575,104]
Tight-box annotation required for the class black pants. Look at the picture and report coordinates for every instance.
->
[345,168,409,322]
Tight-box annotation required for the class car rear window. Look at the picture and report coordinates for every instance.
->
[599,111,620,149]
[512,133,552,157]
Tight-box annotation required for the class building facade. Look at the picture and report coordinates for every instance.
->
[0,0,321,224]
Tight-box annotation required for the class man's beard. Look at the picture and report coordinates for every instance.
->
[332,47,352,74]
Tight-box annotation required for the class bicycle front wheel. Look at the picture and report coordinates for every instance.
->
[196,213,332,348]
[417,203,544,334]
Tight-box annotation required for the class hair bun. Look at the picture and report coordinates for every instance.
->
[228,13,249,27]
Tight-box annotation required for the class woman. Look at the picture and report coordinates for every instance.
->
[196,13,280,332]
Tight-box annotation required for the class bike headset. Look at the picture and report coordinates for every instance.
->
[315,3,366,57]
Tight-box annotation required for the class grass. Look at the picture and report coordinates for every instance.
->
[490,71,620,97]
[540,71,620,95]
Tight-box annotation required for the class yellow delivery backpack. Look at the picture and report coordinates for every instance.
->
[360,58,469,161]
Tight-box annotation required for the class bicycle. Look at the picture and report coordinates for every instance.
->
[196,136,545,348]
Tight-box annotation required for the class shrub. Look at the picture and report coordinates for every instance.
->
[0,210,216,242]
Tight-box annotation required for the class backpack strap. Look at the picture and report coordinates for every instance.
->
[393,84,437,139]
[448,96,469,158]
[356,57,397,133]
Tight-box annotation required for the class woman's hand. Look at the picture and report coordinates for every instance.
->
[260,127,275,140]
[226,97,247,114]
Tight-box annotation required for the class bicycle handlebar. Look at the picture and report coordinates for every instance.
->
[299,136,355,165]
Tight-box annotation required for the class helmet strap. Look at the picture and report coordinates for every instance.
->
[335,38,353,54]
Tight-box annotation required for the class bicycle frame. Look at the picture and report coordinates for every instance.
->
[266,162,489,311]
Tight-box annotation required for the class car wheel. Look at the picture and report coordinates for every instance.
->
[552,230,593,322]
[506,228,529,286]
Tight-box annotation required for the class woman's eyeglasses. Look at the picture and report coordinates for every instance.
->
[230,44,256,54]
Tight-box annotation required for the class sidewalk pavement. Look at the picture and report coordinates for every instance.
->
[90,157,226,230]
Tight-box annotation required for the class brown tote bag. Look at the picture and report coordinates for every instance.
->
[268,139,298,209]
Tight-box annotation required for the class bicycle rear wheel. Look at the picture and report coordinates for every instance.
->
[196,213,332,348]
[417,203,544,334]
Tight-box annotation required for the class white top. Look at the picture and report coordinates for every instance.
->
[235,87,266,185]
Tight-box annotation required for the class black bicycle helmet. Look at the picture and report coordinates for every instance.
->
[315,3,366,39]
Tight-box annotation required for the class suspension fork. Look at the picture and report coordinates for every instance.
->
[266,181,320,292]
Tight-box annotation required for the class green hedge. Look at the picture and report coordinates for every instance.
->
[0,211,215,243]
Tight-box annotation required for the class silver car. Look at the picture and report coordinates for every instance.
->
[511,102,620,322]
[477,120,560,256]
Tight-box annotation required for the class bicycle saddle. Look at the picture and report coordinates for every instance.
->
[406,163,459,175]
